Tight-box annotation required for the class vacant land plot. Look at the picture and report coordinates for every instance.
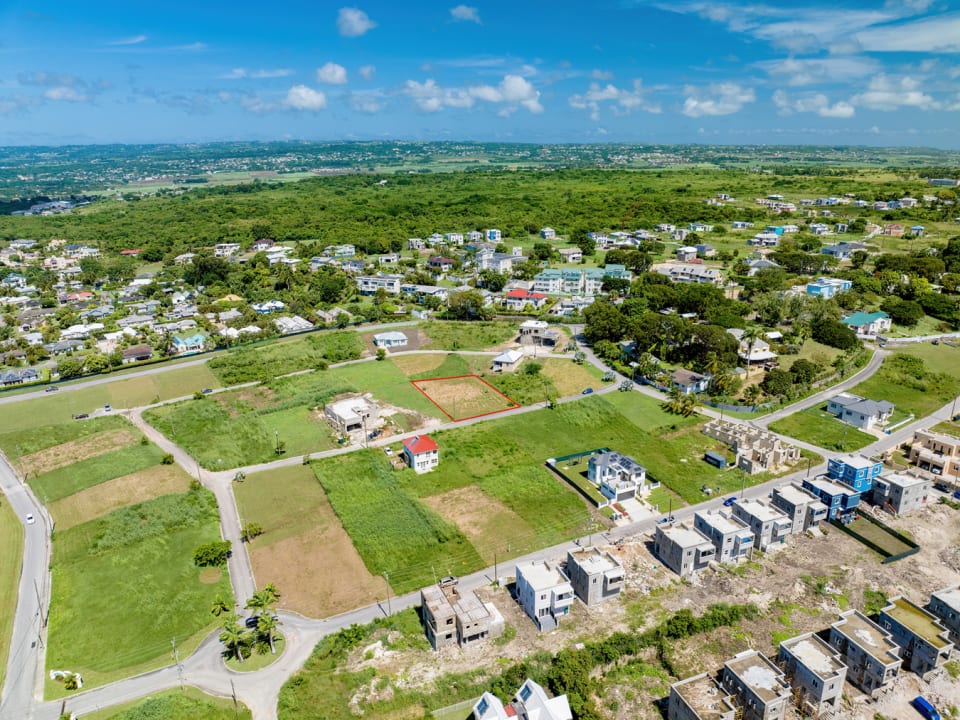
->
[413,375,519,420]
[843,516,916,558]
[391,353,447,376]
[0,415,130,458]
[49,464,194,530]
[852,345,960,419]
[539,359,604,397]
[235,465,384,617]
[770,406,876,452]
[80,687,252,720]
[423,486,537,564]
[421,321,517,351]
[46,487,232,696]
[208,331,364,384]
[0,492,23,690]
[17,427,140,477]
[30,443,167,503]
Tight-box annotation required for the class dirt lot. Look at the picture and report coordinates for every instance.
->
[422,486,538,564]
[337,500,960,720]
[413,376,518,420]
[18,428,140,477]
[360,328,429,356]
[48,464,194,530]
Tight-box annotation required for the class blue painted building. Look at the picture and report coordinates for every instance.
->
[802,477,861,520]
[806,277,853,299]
[828,454,883,493]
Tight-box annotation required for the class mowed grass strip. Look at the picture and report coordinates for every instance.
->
[0,415,130,457]
[844,516,915,558]
[311,452,483,594]
[0,493,23,690]
[769,407,876,452]
[30,443,167,503]
[46,487,232,696]
[18,427,141,477]
[78,687,252,720]
[49,464,194,531]
[235,465,385,617]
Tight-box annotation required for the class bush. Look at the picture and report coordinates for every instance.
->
[194,540,232,567]
[811,318,859,350]
[161,453,175,465]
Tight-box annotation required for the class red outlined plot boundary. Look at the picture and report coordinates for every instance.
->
[411,374,521,422]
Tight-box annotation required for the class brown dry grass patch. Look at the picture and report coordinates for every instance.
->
[248,507,383,618]
[199,567,222,584]
[423,486,535,563]
[391,353,447,377]
[18,429,140,477]
[415,376,516,420]
[49,464,193,530]
[540,359,600,397]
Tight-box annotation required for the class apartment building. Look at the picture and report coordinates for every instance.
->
[777,633,847,717]
[878,597,954,680]
[828,610,901,696]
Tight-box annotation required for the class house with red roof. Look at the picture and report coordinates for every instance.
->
[402,434,439,474]
[503,288,549,312]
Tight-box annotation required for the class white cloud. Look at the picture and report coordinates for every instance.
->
[851,74,939,110]
[358,64,376,80]
[682,82,755,117]
[469,74,544,114]
[108,35,147,46]
[222,68,294,79]
[450,4,481,23]
[19,72,81,87]
[772,89,855,118]
[316,62,348,85]
[403,79,474,112]
[44,86,88,102]
[855,12,960,53]
[337,7,376,37]
[755,56,880,87]
[569,80,660,120]
[591,69,614,80]
[284,84,327,111]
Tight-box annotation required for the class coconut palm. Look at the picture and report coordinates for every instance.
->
[210,594,230,617]
[741,326,765,371]
[257,612,282,654]
[219,615,247,664]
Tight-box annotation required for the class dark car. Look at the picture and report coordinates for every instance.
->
[582,388,594,395]
[723,496,737,507]
[201,388,213,394]
[73,413,89,420]
[45,386,59,393]
[934,481,950,492]
[954,490,960,500]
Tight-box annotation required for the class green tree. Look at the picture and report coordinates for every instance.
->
[210,594,231,617]
[219,615,248,664]
[56,357,83,379]
[194,540,231,567]
[375,347,387,361]
[257,612,281,654]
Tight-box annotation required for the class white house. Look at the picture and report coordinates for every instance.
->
[514,560,575,631]
[373,331,408,349]
[473,679,571,720]
[727,328,777,364]
[827,393,894,431]
[588,451,647,503]
[540,227,557,239]
[842,311,892,337]
[491,348,524,372]
[402,434,439,474]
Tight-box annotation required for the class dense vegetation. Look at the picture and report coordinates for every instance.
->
[207,331,364,384]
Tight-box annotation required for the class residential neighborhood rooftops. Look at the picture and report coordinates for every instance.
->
[831,611,900,664]
[883,597,952,649]
[780,634,845,680]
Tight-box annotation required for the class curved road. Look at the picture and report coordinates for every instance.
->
[2,332,901,720]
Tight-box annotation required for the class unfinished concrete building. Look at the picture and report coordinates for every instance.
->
[878,596,954,680]
[828,610,901,696]
[323,394,379,435]
[770,483,829,535]
[720,650,792,720]
[565,548,624,606]
[730,498,793,552]
[777,633,847,718]
[693,509,754,564]
[654,522,715,578]
[928,584,960,645]
[704,419,801,475]
[669,672,739,720]
[420,577,503,650]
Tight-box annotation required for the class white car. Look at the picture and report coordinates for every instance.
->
[383,447,393,456]
[25,514,35,525]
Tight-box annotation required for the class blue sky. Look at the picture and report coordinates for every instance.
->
[2,0,960,147]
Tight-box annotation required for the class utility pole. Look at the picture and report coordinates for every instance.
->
[171,638,183,690]
[275,428,280,455]
[34,578,46,628]
[231,679,239,720]
[383,572,392,615]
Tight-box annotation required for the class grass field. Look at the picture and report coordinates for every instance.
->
[207,331,364,384]
[0,365,222,435]
[79,687,252,720]
[29,443,167,503]
[851,344,960,419]
[0,415,131,458]
[413,375,519,420]
[420,321,517,351]
[769,407,876,452]
[844,516,915,558]
[0,492,23,690]
[780,340,842,373]
[234,465,385,616]
[46,486,232,696]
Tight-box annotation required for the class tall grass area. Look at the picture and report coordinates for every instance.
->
[46,486,232,695]
[80,688,252,720]
[311,452,483,593]
[0,494,23,690]
[769,407,876,452]
[852,345,960,419]
[421,321,517,351]
[0,415,130,457]
[208,331,363,384]
[30,443,167,503]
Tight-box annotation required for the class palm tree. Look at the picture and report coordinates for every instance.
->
[245,590,269,618]
[741,326,765,372]
[210,594,230,617]
[219,615,247,664]
[262,583,281,607]
[257,612,282,654]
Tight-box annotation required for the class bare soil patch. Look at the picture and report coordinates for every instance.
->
[49,464,193,530]
[391,353,447,377]
[413,376,517,420]
[199,567,222,584]
[18,429,140,476]
[423,486,536,563]
[248,508,384,618]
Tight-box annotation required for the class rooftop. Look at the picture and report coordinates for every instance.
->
[780,634,845,679]
[725,651,789,703]
[832,611,900,665]
[734,498,787,523]
[568,548,623,576]
[774,484,818,506]
[932,585,960,612]
[673,673,739,720]
[695,510,750,536]
[661,523,713,549]
[883,597,952,649]
[516,560,571,590]
[879,473,927,490]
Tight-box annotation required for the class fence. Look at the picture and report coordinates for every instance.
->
[546,448,610,507]
[829,512,920,564]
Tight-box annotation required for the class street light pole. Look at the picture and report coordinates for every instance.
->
[383,572,392,615]
[275,428,279,455]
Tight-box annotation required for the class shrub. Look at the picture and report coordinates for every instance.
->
[161,453,175,465]
[194,540,232,567]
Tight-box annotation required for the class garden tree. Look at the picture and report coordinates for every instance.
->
[661,387,698,417]
[531,242,555,261]
[633,352,661,381]
[604,248,650,273]
[919,292,960,326]
[591,339,620,362]
[683,324,739,370]
[478,269,507,291]
[806,296,842,325]
[375,347,387,361]
[850,250,870,269]
[573,351,586,364]
[743,384,762,405]
[810,318,859,350]
[761,368,794,400]
[447,290,493,320]
[752,292,785,326]
[84,354,110,373]
[751,267,788,293]
[521,361,542,376]
[241,522,264,542]
[708,371,740,397]
[56,357,83,380]
[790,358,820,385]
[210,594,231,617]
[600,275,630,295]
[193,540,232,567]
[881,297,925,326]
[741,326,765,370]
[219,615,248,664]
[582,300,625,344]
[184,253,232,287]
[574,234,596,257]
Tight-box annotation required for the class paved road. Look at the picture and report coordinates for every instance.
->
[0,454,51,720]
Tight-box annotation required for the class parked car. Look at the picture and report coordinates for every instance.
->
[912,695,941,720]
[934,481,950,492]
[383,447,393,456]
[25,514,35,525]
[44,386,58,393]
[954,490,960,500]
[723,496,737,507]
[581,388,594,395]
[104,403,111,412]
[73,413,89,420]
[201,388,213,394]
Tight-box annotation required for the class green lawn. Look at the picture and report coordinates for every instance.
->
[844,516,915,558]
[420,321,517,350]
[79,687,252,720]
[883,314,948,338]
[0,415,131,456]
[769,407,876,453]
[780,340,841,373]
[29,443,167,503]
[234,465,327,546]
[45,487,232,696]
[0,493,23,690]
[851,345,960,419]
